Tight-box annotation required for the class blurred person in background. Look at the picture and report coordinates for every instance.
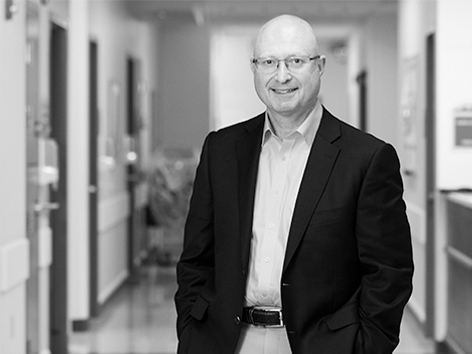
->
[175,14,413,354]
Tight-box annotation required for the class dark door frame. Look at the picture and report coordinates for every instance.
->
[425,32,436,337]
[89,40,100,317]
[126,57,143,282]
[49,21,68,354]
[356,70,368,132]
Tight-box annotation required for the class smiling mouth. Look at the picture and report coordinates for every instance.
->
[272,88,298,94]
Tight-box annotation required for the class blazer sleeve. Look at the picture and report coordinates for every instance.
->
[355,143,414,354]
[174,132,216,338]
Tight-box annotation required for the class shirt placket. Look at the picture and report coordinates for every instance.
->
[257,138,294,305]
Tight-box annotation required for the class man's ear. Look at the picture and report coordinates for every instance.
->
[318,55,326,76]
[250,58,256,73]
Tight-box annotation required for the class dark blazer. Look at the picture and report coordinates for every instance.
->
[175,108,414,354]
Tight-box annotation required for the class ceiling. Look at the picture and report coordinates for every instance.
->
[126,0,398,27]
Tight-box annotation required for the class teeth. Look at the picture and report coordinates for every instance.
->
[274,88,296,94]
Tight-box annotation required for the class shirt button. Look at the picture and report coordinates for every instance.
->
[262,293,267,298]
[265,257,270,262]
[269,223,275,229]
[281,156,286,161]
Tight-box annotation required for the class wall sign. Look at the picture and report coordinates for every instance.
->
[455,108,472,147]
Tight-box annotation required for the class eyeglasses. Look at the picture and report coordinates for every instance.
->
[251,55,320,74]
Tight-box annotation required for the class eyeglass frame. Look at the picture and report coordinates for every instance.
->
[251,55,321,73]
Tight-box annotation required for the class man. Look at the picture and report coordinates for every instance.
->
[175,14,413,354]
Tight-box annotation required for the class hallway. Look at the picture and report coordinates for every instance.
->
[68,264,436,354]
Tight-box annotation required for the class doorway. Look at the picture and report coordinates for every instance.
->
[424,32,436,337]
[126,57,146,281]
[89,40,100,317]
[49,22,68,354]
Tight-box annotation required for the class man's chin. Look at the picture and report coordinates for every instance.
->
[269,103,297,115]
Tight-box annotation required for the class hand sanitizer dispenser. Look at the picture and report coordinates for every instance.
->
[37,138,59,186]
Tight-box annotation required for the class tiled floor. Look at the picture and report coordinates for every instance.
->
[69,264,436,354]
[69,265,178,354]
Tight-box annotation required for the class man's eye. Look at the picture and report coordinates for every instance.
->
[289,58,303,65]
[262,59,275,66]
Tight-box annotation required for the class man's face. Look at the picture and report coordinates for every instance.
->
[252,21,325,120]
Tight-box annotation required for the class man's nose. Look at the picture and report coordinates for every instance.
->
[275,61,291,83]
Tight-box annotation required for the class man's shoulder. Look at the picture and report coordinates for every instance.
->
[212,113,265,139]
[323,109,387,149]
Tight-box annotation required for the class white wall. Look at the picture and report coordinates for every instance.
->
[210,26,267,131]
[347,27,364,129]
[67,0,91,325]
[436,0,472,190]
[0,1,28,352]
[317,39,350,124]
[157,21,211,149]
[365,13,399,147]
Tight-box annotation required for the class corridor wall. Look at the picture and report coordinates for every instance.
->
[0,2,28,353]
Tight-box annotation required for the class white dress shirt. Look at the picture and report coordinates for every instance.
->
[244,101,323,308]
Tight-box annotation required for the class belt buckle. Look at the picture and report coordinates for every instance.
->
[252,306,284,328]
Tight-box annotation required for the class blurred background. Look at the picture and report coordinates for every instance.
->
[1,0,472,353]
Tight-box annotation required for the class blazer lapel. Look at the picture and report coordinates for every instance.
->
[236,114,264,271]
[283,109,342,272]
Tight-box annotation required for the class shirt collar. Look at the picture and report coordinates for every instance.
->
[261,100,323,147]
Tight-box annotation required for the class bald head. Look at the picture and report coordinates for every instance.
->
[254,15,319,58]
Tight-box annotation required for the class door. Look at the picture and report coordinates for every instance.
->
[49,22,68,354]
[424,33,436,337]
[126,57,146,280]
[89,40,100,316]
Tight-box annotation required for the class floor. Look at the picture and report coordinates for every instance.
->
[69,264,437,354]
[69,265,178,354]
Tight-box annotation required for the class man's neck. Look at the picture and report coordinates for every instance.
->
[268,106,316,140]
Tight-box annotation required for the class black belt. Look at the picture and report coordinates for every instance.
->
[242,306,284,327]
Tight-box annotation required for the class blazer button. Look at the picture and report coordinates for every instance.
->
[234,316,241,325]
